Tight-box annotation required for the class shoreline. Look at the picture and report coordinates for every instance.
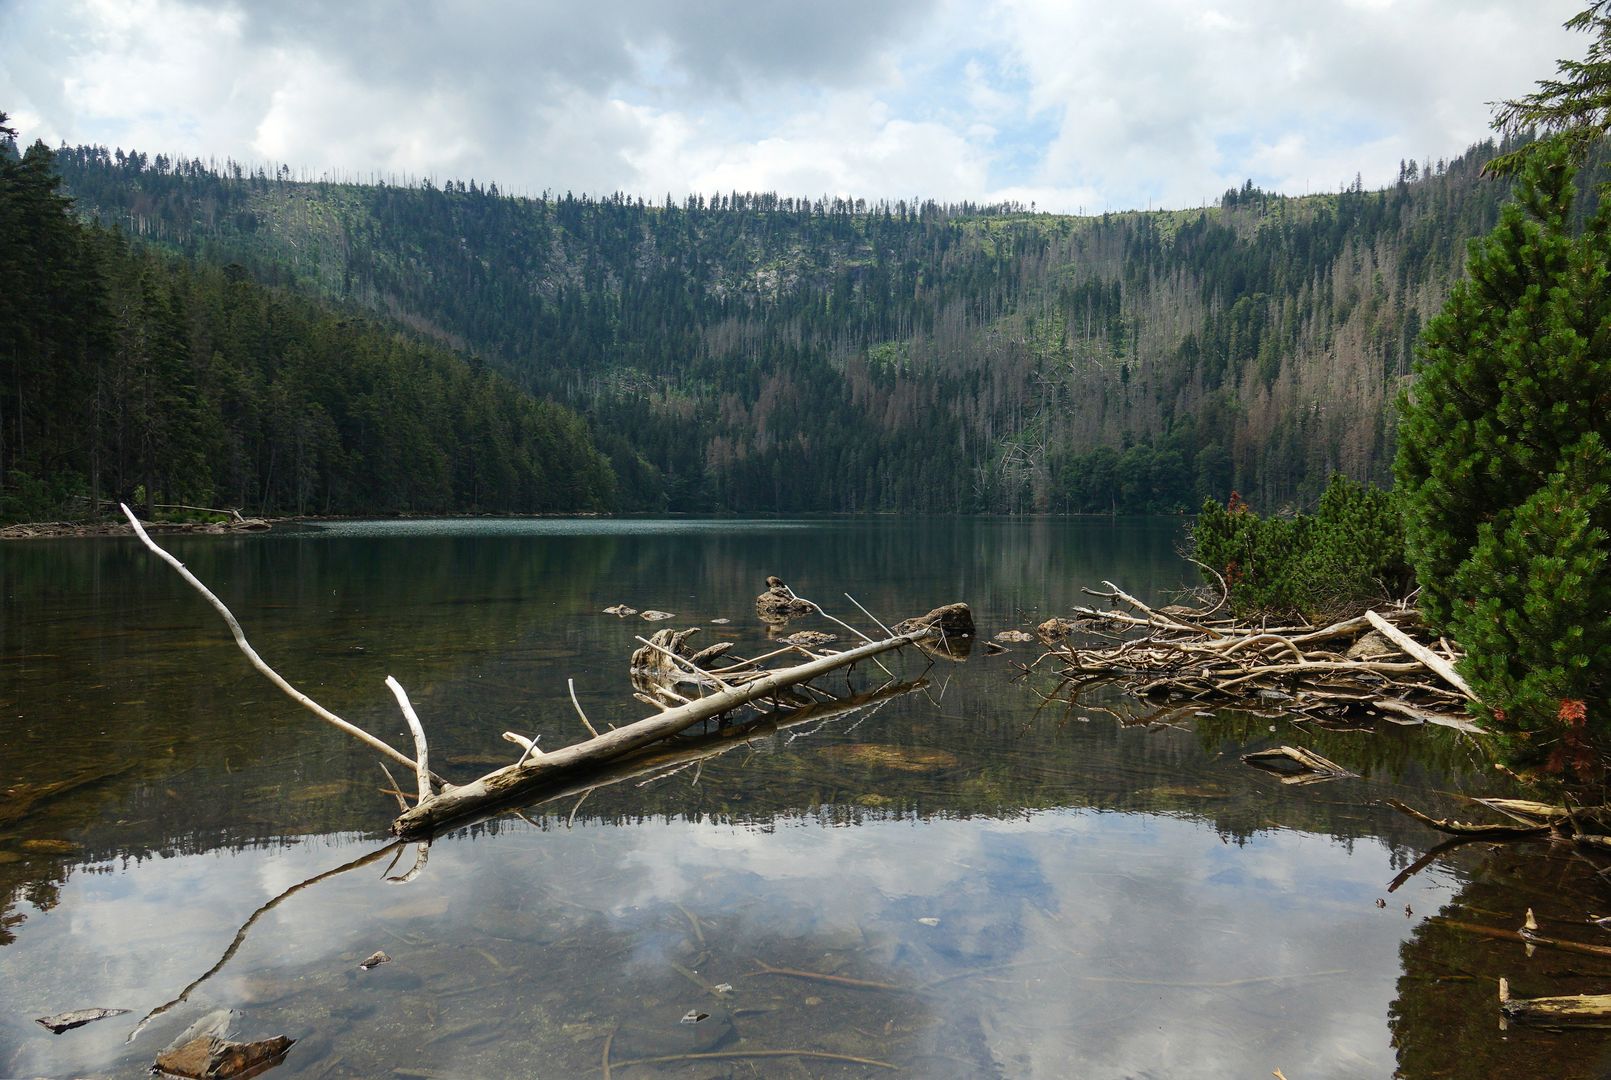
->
[1,507,1186,540]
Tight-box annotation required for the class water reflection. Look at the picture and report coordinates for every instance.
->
[1,518,1600,1077]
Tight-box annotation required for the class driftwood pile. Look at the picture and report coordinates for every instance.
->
[1032,580,1483,734]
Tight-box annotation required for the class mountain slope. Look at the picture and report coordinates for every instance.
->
[51,137,1606,513]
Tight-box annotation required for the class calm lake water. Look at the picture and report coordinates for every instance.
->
[1,517,1607,1079]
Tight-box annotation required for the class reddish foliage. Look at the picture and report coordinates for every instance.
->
[1546,700,1600,782]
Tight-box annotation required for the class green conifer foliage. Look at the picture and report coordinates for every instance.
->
[1192,475,1410,623]
[1396,145,1611,762]
[1454,435,1611,770]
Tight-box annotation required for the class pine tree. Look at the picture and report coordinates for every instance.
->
[1490,3,1611,175]
[1395,144,1611,763]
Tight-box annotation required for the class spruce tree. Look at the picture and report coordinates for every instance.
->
[1395,144,1611,764]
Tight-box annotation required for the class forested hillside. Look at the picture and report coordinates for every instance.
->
[32,134,1611,516]
[0,136,615,521]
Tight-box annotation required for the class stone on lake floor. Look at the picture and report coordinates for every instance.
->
[709,617,731,624]
[358,950,390,970]
[782,630,838,647]
[35,1007,129,1033]
[603,604,638,617]
[993,629,1035,642]
[154,1034,295,1079]
[611,1007,736,1060]
[818,744,961,772]
[639,610,676,621]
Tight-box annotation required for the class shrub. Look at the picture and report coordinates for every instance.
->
[1192,476,1412,623]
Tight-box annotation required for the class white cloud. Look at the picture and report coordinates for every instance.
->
[0,0,1590,210]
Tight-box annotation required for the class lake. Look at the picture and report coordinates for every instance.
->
[1,517,1605,1078]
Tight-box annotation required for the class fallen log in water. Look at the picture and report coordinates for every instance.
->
[393,605,972,836]
[120,503,972,841]
[1032,578,1485,733]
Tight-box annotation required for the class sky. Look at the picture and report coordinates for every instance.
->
[0,0,1590,213]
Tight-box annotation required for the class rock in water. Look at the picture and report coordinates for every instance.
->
[358,950,390,970]
[893,603,975,637]
[1036,617,1077,641]
[639,610,676,622]
[781,630,838,647]
[818,744,961,772]
[154,1034,295,1079]
[603,604,638,617]
[993,629,1035,643]
[755,577,815,619]
[35,1007,129,1033]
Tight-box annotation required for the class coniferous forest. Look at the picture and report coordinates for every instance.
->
[5,125,1607,520]
[0,133,615,520]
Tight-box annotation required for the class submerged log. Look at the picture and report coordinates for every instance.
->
[1386,798,1554,839]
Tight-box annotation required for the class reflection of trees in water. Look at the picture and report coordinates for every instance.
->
[1390,840,1611,1078]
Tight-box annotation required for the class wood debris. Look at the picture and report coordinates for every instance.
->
[1501,977,1611,1029]
[1033,578,1483,732]
[1242,745,1355,784]
[35,1007,129,1033]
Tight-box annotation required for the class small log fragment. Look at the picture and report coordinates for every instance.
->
[892,602,976,637]
[1500,978,1611,1029]
[1242,745,1354,784]
[35,1007,129,1033]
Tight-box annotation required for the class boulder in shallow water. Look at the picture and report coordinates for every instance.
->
[755,577,815,619]
[155,1034,295,1079]
[782,630,838,648]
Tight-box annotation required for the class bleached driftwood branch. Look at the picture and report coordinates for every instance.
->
[120,504,431,778]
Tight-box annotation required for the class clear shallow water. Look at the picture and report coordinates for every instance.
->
[0,517,1606,1078]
